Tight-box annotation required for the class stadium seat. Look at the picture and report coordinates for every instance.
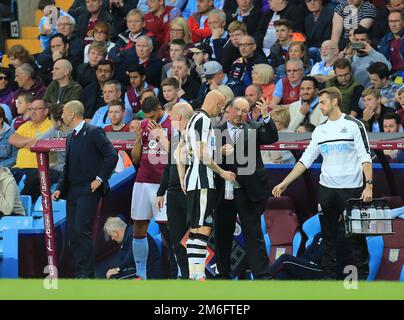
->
[17,175,26,192]
[153,233,163,256]
[19,195,32,216]
[376,219,404,281]
[366,236,383,281]
[302,214,321,248]
[0,216,33,231]
[147,218,160,237]
[263,197,301,263]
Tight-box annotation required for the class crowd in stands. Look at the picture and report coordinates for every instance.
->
[0,0,403,277]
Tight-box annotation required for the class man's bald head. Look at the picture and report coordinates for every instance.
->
[171,102,194,132]
[64,100,84,119]
[202,90,226,117]
[52,59,72,82]
[171,102,194,121]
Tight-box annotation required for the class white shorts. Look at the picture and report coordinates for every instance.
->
[131,182,167,222]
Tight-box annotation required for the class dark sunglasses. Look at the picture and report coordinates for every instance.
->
[0,76,8,81]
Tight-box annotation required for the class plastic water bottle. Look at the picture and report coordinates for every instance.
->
[351,206,362,233]
[375,206,385,233]
[360,208,369,233]
[367,205,377,233]
[383,206,392,233]
[224,180,234,200]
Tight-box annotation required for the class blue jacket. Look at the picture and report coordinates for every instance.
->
[0,123,17,168]
[378,32,404,67]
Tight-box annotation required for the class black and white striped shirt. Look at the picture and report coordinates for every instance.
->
[299,114,372,189]
[184,110,216,191]
[334,1,376,39]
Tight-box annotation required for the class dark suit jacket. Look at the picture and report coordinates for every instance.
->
[215,119,278,203]
[57,123,118,199]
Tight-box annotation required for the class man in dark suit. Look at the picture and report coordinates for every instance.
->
[52,100,118,278]
[214,97,278,280]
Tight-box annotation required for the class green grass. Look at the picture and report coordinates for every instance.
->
[1,280,403,300]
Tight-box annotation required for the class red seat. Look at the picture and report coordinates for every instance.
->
[376,219,404,281]
[264,197,300,264]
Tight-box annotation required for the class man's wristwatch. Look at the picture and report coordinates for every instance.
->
[366,179,373,185]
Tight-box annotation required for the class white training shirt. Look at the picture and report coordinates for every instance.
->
[299,114,372,189]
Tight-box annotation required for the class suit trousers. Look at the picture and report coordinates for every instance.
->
[166,191,189,279]
[215,189,270,279]
[66,187,101,278]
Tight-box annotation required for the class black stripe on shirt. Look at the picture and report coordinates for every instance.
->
[344,115,371,154]
[318,139,354,145]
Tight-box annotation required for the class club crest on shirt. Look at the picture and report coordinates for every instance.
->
[341,127,347,133]
[148,140,158,149]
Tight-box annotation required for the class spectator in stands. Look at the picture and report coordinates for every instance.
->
[144,0,181,49]
[188,0,214,43]
[39,16,85,71]
[245,84,263,119]
[266,107,295,164]
[0,106,17,168]
[76,42,107,88]
[10,64,47,118]
[9,100,52,184]
[331,0,376,50]
[397,87,404,127]
[158,17,193,61]
[288,76,327,132]
[350,26,392,88]
[196,61,227,103]
[304,0,334,52]
[382,113,404,162]
[91,80,132,127]
[161,39,188,80]
[310,40,339,84]
[103,217,162,279]
[275,41,311,82]
[81,60,114,119]
[171,58,200,103]
[6,45,36,90]
[252,64,275,101]
[227,35,267,96]
[104,100,130,132]
[217,84,234,105]
[271,59,304,106]
[43,59,82,105]
[161,77,186,110]
[21,104,71,201]
[0,68,14,107]
[378,10,404,75]
[108,9,150,63]
[220,21,247,74]
[201,9,229,61]
[367,62,401,111]
[255,0,305,57]
[124,64,155,116]
[269,19,294,70]
[297,122,316,133]
[361,88,390,132]
[37,1,74,50]
[108,0,141,34]
[75,0,117,45]
[37,33,80,86]
[11,92,32,131]
[83,21,115,63]
[68,0,108,20]
[0,167,25,217]
[189,42,212,84]
[226,0,262,36]
[325,58,364,117]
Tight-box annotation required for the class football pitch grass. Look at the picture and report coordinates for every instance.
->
[1,280,403,300]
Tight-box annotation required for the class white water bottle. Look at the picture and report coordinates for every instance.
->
[367,205,377,233]
[224,180,234,200]
[383,206,392,233]
[375,206,385,233]
[351,206,362,233]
